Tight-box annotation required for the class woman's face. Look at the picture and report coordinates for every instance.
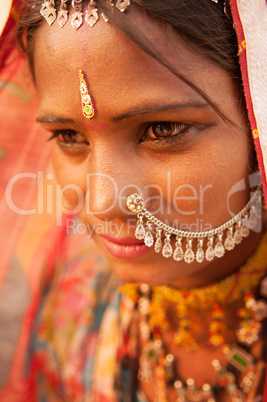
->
[34,9,255,287]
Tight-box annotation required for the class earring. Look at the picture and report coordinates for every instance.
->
[85,0,99,27]
[71,0,83,30]
[40,0,57,26]
[57,0,68,28]
[79,70,95,119]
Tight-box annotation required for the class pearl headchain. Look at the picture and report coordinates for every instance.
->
[40,0,130,29]
[126,186,262,264]
[39,0,227,29]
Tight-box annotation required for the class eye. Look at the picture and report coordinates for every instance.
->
[48,130,89,145]
[143,122,190,141]
[47,129,89,156]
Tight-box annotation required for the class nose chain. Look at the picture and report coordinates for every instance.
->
[126,185,262,264]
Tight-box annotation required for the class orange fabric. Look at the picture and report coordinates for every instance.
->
[0,17,67,399]
[0,1,266,400]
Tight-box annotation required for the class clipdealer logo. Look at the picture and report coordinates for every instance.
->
[4,170,262,233]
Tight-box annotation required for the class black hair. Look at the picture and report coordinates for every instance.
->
[17,0,243,127]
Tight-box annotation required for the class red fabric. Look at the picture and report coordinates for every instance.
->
[230,1,267,398]
[230,0,267,201]
[0,3,69,399]
[0,0,22,70]
[0,1,266,400]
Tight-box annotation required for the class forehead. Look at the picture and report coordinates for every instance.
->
[34,8,229,118]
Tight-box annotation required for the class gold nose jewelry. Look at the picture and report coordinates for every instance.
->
[126,188,261,264]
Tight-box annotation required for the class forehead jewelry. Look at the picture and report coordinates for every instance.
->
[79,70,95,119]
[85,0,99,27]
[57,0,68,27]
[40,0,226,28]
[40,0,131,28]
[40,0,57,26]
[71,0,83,30]
[126,186,262,264]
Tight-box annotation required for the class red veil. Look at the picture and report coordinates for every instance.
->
[0,0,266,400]
[0,2,67,399]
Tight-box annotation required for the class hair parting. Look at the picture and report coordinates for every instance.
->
[17,0,244,128]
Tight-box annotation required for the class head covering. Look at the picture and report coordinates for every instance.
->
[0,1,68,398]
[0,0,12,36]
[0,0,266,399]
[230,0,267,199]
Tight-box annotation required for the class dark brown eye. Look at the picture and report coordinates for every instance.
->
[146,122,188,140]
[48,130,88,145]
[59,130,78,143]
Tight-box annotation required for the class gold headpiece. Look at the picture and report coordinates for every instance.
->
[79,70,95,119]
[40,0,228,30]
[40,0,131,29]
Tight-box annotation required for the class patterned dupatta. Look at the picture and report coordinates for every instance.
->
[0,0,266,400]
[0,1,68,399]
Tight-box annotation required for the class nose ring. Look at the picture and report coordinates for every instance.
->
[126,188,261,264]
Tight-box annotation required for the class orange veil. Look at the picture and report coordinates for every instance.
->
[0,0,266,399]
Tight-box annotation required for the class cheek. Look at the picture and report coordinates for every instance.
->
[51,147,88,210]
[51,126,251,225]
[145,135,251,225]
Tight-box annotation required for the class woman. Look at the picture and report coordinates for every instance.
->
[1,0,267,401]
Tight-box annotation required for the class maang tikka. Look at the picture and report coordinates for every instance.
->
[79,70,95,119]
[126,186,262,264]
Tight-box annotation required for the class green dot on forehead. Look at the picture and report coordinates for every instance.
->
[85,105,93,114]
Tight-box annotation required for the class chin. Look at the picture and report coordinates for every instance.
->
[107,259,186,287]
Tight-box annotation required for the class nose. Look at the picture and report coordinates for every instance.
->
[85,148,144,222]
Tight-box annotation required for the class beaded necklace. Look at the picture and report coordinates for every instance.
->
[119,231,267,401]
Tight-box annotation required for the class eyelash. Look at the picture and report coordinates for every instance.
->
[47,130,88,144]
[141,122,190,144]
[47,122,192,149]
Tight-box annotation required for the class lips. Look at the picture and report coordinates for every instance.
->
[100,235,151,259]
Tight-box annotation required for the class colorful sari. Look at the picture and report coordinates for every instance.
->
[0,0,266,400]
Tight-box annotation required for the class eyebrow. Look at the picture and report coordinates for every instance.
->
[111,102,209,122]
[36,115,75,124]
[36,101,209,124]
